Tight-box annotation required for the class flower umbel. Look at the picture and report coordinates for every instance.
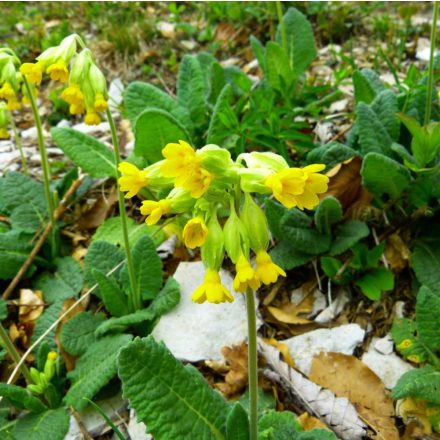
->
[118,162,149,198]
[192,269,233,304]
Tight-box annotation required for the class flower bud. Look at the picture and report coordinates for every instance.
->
[223,202,249,264]
[69,49,92,85]
[88,63,107,98]
[240,192,269,252]
[201,210,224,270]
[238,152,288,172]
[198,144,232,175]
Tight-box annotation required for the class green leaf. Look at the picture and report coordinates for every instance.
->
[357,102,393,156]
[120,235,163,301]
[31,299,64,349]
[51,127,115,178]
[258,410,301,440]
[266,199,287,241]
[60,311,106,356]
[12,408,69,440]
[10,204,45,233]
[361,152,411,199]
[0,384,47,412]
[359,68,386,94]
[320,257,343,280]
[266,42,293,92]
[412,240,440,295]
[34,257,83,304]
[250,35,266,72]
[207,84,236,145]
[270,241,313,270]
[226,403,249,440]
[276,7,316,78]
[124,81,191,127]
[314,196,343,235]
[65,333,132,410]
[134,109,191,164]
[371,90,400,140]
[0,231,36,280]
[96,276,180,336]
[416,286,440,352]
[352,70,376,104]
[93,269,129,317]
[177,55,207,128]
[391,318,429,363]
[0,299,7,320]
[118,336,229,440]
[329,220,369,256]
[392,365,440,405]
[297,430,337,440]
[84,241,125,297]
[93,216,164,248]
[355,267,394,300]
[307,142,358,170]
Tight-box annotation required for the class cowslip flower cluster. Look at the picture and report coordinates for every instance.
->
[118,141,329,304]
[0,49,26,110]
[18,34,108,125]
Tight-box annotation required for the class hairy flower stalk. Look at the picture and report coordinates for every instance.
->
[118,142,329,438]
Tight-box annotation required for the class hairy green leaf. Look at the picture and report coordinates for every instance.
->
[65,334,132,410]
[270,241,314,270]
[314,196,343,235]
[226,403,249,440]
[0,384,47,413]
[118,336,229,440]
[258,411,301,439]
[93,269,129,317]
[416,286,440,352]
[329,221,369,256]
[391,318,429,363]
[134,109,191,164]
[281,220,331,255]
[371,90,400,140]
[31,299,64,348]
[307,142,358,170]
[60,311,106,356]
[250,35,266,72]
[266,42,293,92]
[10,204,45,233]
[51,127,115,178]
[412,240,440,295]
[207,84,236,145]
[352,70,376,104]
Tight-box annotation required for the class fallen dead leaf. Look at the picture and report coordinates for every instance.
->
[298,412,332,432]
[264,338,295,368]
[9,322,33,349]
[268,295,314,325]
[396,397,435,435]
[386,233,411,272]
[309,352,399,440]
[215,343,248,398]
[18,289,44,323]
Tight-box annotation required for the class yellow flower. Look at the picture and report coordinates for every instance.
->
[47,351,57,361]
[118,162,149,198]
[183,217,208,248]
[233,255,260,292]
[161,140,198,182]
[0,82,16,101]
[94,93,108,112]
[61,84,84,106]
[6,99,21,111]
[84,111,101,125]
[265,168,306,208]
[46,59,69,83]
[69,103,85,115]
[255,250,286,285]
[294,164,329,210]
[0,128,9,139]
[140,199,171,225]
[192,269,234,304]
[184,167,213,198]
[19,62,44,85]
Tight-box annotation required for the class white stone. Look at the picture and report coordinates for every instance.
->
[373,334,394,355]
[362,337,413,389]
[152,261,262,362]
[109,78,125,111]
[156,21,176,39]
[21,126,38,140]
[127,409,153,440]
[281,324,365,375]
[314,287,350,323]
[72,121,110,135]
[290,286,327,318]
[181,40,197,51]
[56,119,71,128]
[329,99,349,114]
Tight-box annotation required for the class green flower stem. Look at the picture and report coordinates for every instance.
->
[8,111,28,175]
[276,1,287,51]
[106,108,140,311]
[0,323,32,384]
[246,288,258,440]
[424,1,439,125]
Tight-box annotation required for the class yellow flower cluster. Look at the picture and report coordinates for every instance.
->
[17,34,108,125]
[118,142,329,304]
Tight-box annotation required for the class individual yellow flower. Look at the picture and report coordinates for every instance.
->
[19,62,44,85]
[161,140,198,182]
[118,162,149,198]
[265,168,306,208]
[184,167,213,198]
[192,269,234,304]
[233,255,260,293]
[69,103,85,115]
[0,128,9,139]
[47,351,57,361]
[183,217,208,248]
[0,82,16,101]
[94,93,108,112]
[255,250,286,285]
[6,99,21,111]
[294,164,329,210]
[61,84,84,106]
[46,59,69,83]
[84,111,101,125]
[140,199,171,225]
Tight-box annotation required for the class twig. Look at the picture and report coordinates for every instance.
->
[2,176,84,300]
[329,124,352,143]
[71,408,94,440]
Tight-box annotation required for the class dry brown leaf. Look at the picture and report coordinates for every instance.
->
[264,338,295,368]
[9,322,33,349]
[18,289,44,323]
[215,343,248,397]
[77,186,118,230]
[396,397,434,435]
[298,412,332,432]
[268,299,313,325]
[309,352,399,440]
[215,22,248,47]
[386,233,411,272]
[325,157,373,216]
